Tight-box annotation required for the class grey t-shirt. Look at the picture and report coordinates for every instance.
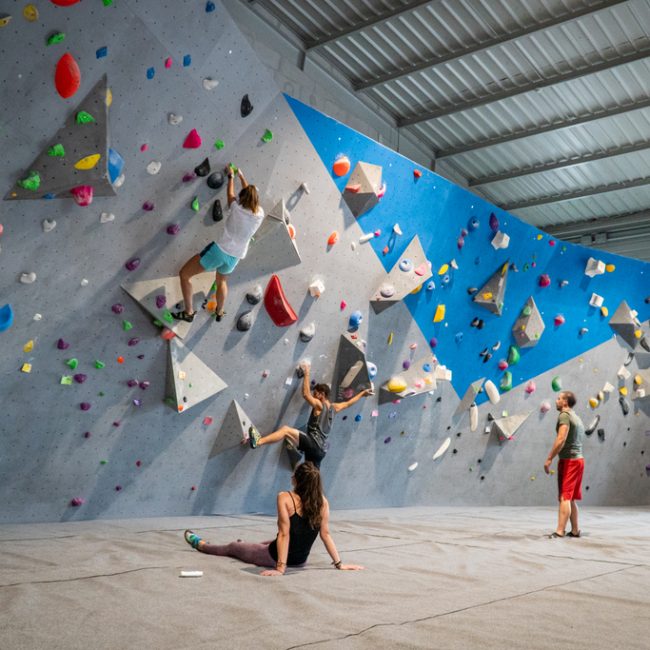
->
[557,409,585,459]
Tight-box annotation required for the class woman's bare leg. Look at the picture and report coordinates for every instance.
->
[198,539,275,567]
[215,272,228,317]
[178,255,205,316]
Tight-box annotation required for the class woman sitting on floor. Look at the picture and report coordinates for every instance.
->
[184,461,364,576]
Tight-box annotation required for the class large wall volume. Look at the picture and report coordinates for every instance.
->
[0,1,648,524]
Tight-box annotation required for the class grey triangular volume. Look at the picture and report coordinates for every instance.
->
[453,378,485,417]
[248,199,301,270]
[5,75,115,201]
[609,300,642,349]
[371,235,432,313]
[473,261,509,316]
[512,296,545,348]
[209,400,253,457]
[331,332,371,401]
[490,412,531,439]
[342,161,382,218]
[167,338,227,413]
[268,198,290,223]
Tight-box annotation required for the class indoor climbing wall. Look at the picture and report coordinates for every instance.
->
[0,1,648,524]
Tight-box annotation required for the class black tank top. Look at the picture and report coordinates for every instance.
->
[268,493,319,566]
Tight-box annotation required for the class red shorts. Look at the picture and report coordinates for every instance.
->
[557,458,584,501]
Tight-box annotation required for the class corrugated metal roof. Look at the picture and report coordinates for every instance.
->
[245,0,650,260]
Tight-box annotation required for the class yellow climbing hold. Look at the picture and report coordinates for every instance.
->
[634,329,642,339]
[619,386,628,396]
[600,306,609,317]
[105,88,113,107]
[23,4,39,21]
[482,291,493,300]
[410,284,422,295]
[588,397,599,408]
[437,263,449,275]
[433,304,446,323]
[74,153,101,170]
[21,363,32,373]
[0,15,12,28]
[605,264,615,272]
[536,234,543,240]
[387,332,394,345]
[23,340,34,353]
[634,374,643,386]
[387,376,408,393]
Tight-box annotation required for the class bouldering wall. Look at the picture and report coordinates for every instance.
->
[0,1,648,524]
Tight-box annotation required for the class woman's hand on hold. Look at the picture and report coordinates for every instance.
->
[260,568,284,577]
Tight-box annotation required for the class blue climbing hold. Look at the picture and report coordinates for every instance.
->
[348,310,363,332]
[183,54,192,67]
[427,281,435,291]
[146,67,155,79]
[0,304,14,332]
[354,414,362,422]
[422,363,432,372]
[468,217,479,231]
[367,362,377,379]
[108,148,124,183]
[43,193,56,199]
[96,46,108,59]
[206,1,215,11]
[455,332,464,343]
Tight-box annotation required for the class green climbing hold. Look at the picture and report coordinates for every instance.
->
[191,196,200,212]
[66,358,79,370]
[47,32,65,46]
[60,375,73,385]
[152,319,163,328]
[94,360,105,369]
[102,0,113,5]
[17,171,41,191]
[98,391,105,396]
[162,310,174,324]
[500,371,512,392]
[100,459,108,465]
[522,305,532,317]
[122,320,133,331]
[507,345,520,365]
[76,111,96,124]
[261,129,273,143]
[551,376,562,392]
[228,162,239,175]
[214,139,225,150]
[47,143,66,157]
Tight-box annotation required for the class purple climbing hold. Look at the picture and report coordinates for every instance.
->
[115,485,123,491]
[384,437,391,444]
[112,303,124,314]
[166,223,180,235]
[57,338,70,350]
[70,497,85,507]
[139,380,150,389]
[133,399,142,407]
[83,431,91,438]
[127,379,138,387]
[125,258,140,271]
[402,360,411,370]
[457,236,465,250]
[489,212,499,232]
[183,54,192,67]
[429,337,438,348]
[155,295,166,309]
[182,172,196,183]
[142,201,155,211]
[80,402,91,411]
[73,373,87,383]
[128,337,140,346]
[146,67,155,79]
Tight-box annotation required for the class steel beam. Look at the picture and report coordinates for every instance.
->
[544,210,650,238]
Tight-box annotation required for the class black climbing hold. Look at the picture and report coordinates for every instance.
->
[194,158,210,177]
[619,396,630,416]
[236,310,253,332]
[452,449,458,454]
[467,287,478,295]
[597,428,605,441]
[482,353,492,363]
[212,199,223,222]
[477,319,485,330]
[456,432,462,437]
[436,397,442,403]
[509,263,519,272]
[640,336,650,353]
[477,458,482,463]
[487,413,494,421]
[240,94,253,118]
[479,347,488,357]
[480,476,485,481]
[585,415,599,436]
[207,171,225,189]
[470,317,480,328]
[624,352,635,366]
[246,285,263,305]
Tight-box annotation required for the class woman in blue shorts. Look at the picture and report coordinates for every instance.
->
[173,166,264,323]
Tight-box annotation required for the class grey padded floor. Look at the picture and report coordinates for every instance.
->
[1,506,648,649]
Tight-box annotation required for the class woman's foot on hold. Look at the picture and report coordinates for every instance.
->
[172,310,195,323]
[184,529,204,550]
[248,425,261,449]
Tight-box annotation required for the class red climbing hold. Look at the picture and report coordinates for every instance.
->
[51,0,82,5]
[55,53,81,99]
[413,169,422,178]
[264,274,298,327]
[183,128,202,149]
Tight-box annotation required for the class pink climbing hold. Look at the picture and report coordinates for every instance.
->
[140,144,148,152]
[182,172,196,183]
[125,258,140,271]
[142,201,155,211]
[57,338,70,350]
[111,303,124,314]
[80,402,91,411]
[164,57,173,69]
[139,380,150,389]
[554,314,565,326]
[413,169,422,179]
[525,380,536,394]
[127,379,138,387]
[340,300,347,310]
[489,212,499,232]
[73,373,87,383]
[83,431,91,438]
[70,497,85,507]
[414,262,429,276]
[128,337,140,346]
[538,274,551,288]
[457,236,465,250]
[155,295,166,308]
[166,223,180,235]
[183,128,202,149]
[498,360,508,370]
[70,185,93,206]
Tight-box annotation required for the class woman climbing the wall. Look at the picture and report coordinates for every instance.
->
[183,461,364,576]
[173,165,264,323]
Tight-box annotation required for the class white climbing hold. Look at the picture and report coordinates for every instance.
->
[491,231,510,250]
[484,379,500,404]
[408,462,418,472]
[540,400,551,413]
[359,232,375,244]
[113,174,125,188]
[42,218,57,232]
[33,313,42,321]
[469,403,478,431]
[585,257,605,277]
[432,437,451,460]
[146,161,162,175]
[80,278,89,287]
[202,78,219,90]
[100,212,115,223]
[602,382,614,393]
[308,278,325,298]
[393,223,403,236]
[168,113,183,125]
[299,322,316,342]
[589,293,604,308]
[350,242,357,251]
[617,366,631,380]
[20,272,36,284]
[450,259,459,270]
[299,182,310,194]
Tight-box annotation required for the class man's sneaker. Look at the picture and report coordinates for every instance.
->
[248,425,261,449]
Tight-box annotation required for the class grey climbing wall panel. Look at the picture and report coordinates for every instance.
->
[209,400,253,457]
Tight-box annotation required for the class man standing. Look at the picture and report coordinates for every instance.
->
[544,391,585,538]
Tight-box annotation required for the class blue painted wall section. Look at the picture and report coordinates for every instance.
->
[285,95,650,401]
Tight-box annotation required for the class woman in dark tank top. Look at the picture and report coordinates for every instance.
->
[183,462,364,576]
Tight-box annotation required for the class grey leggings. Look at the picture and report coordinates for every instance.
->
[200,539,276,568]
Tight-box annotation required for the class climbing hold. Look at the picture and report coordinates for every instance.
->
[166,223,180,236]
[299,322,316,342]
[454,332,464,344]
[164,57,173,69]
[507,345,520,365]
[398,259,412,272]
[42,219,57,232]
[20,272,37,284]
[379,284,395,298]
[191,197,200,212]
[80,402,91,411]
[551,376,562,392]
[111,303,124,314]
[600,306,609,317]
[498,360,508,370]
[47,31,66,46]
[589,293,604,308]
[17,171,41,191]
[489,212,499,232]
[525,380,536,394]
[127,337,140,347]
[183,129,202,149]
[236,310,253,331]
[108,148,125,184]
[47,143,66,157]
[203,78,219,90]
[308,278,326,298]
[538,274,551,287]
[168,113,183,126]
[619,396,630,416]
[146,161,161,175]
[500,371,512,392]
[589,397,599,409]
[491,231,510,250]
[73,373,87,384]
[579,327,589,336]
[206,1,215,11]
[366,362,377,379]
[55,53,81,98]
[214,138,225,150]
[261,129,273,143]
[182,54,191,67]
[74,154,101,170]
[585,257,605,277]
[95,45,108,59]
[402,360,411,370]
[246,285,263,305]
[75,111,96,124]
[554,314,565,326]
[70,186,93,206]
[327,231,339,246]
[0,304,14,332]
[263,275,298,326]
[540,401,551,413]
[240,94,254,117]
[433,304,446,323]
[125,258,140,271]
[332,155,350,177]
[23,4,39,21]
[348,310,363,332]
[387,376,408,393]
[194,158,210,177]
[484,380,500,404]
[142,201,154,211]
[146,67,155,79]
[605,264,615,272]
[207,171,224,189]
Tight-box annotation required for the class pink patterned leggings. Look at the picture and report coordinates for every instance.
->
[200,539,276,568]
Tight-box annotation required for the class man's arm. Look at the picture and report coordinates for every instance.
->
[332,386,373,413]
[544,424,568,474]
[300,361,321,409]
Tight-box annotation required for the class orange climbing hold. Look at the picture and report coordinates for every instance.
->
[117,356,124,364]
[264,274,297,327]
[327,231,339,246]
[332,156,350,177]
[161,328,176,340]
[55,53,81,98]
